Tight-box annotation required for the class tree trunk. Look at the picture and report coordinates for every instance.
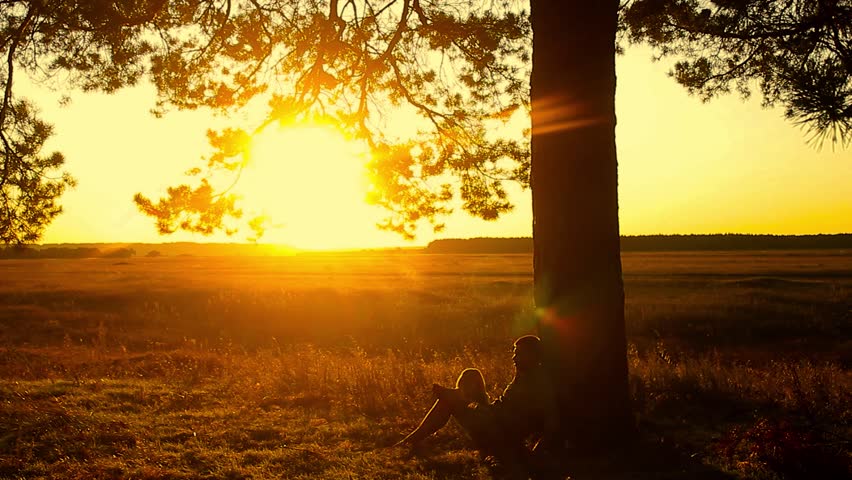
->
[530,0,631,447]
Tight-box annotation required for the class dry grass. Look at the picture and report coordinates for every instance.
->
[0,251,850,478]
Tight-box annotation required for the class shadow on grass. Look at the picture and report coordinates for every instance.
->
[559,436,735,480]
[395,434,733,480]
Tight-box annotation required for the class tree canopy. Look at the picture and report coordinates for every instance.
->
[0,0,848,244]
[622,0,851,147]
[134,0,533,241]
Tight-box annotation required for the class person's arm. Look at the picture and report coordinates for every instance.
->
[490,377,524,423]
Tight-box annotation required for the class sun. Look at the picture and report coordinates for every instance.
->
[235,124,394,250]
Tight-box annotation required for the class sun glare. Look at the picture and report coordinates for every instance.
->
[236,125,393,250]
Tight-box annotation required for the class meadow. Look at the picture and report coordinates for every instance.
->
[0,251,849,479]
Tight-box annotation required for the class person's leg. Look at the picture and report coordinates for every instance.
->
[398,368,488,446]
[451,405,496,449]
[453,410,532,479]
[397,389,462,446]
[525,436,566,480]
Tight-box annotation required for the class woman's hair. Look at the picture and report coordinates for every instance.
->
[455,368,489,405]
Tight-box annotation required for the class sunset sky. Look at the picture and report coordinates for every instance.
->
[23,46,851,250]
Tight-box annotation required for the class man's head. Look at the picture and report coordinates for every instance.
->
[512,335,543,372]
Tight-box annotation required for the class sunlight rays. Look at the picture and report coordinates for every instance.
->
[235,125,393,250]
[532,95,607,135]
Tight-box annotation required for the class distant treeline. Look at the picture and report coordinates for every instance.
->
[0,242,299,259]
[425,234,852,253]
[0,247,137,259]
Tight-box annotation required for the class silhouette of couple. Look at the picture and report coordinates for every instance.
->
[397,335,562,479]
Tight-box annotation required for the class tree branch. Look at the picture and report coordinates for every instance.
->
[1,4,37,188]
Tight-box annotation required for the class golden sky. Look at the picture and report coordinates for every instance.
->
[22,46,852,250]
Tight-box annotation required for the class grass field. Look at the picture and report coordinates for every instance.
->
[1,251,850,479]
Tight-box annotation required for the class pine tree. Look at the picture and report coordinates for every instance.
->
[1,0,848,444]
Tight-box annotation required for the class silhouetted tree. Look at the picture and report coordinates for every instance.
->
[531,1,631,446]
[1,0,849,445]
[622,0,851,147]
[0,1,169,243]
[132,1,532,239]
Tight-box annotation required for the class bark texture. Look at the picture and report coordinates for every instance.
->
[530,0,631,447]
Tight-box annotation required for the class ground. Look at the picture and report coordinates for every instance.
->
[1,252,849,478]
